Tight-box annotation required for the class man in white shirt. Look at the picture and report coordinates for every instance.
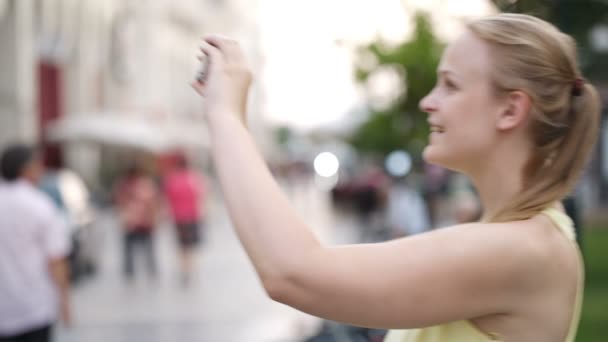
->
[0,144,71,342]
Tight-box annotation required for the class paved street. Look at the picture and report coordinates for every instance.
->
[55,179,361,342]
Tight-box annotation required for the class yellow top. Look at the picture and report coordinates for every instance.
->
[384,207,584,342]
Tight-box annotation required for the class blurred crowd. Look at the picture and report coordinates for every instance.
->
[0,138,483,342]
[0,143,208,342]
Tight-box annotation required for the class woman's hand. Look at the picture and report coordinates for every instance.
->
[192,35,252,126]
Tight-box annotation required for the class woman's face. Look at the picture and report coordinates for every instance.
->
[419,31,504,173]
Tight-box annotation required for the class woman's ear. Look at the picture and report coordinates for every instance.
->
[496,90,531,131]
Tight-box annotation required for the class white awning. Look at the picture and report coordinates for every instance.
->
[48,112,208,152]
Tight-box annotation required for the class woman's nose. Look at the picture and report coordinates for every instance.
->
[419,91,437,114]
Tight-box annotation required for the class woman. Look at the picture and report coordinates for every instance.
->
[192,14,600,342]
[163,154,205,286]
[113,165,159,281]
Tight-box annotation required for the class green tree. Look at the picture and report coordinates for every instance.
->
[349,13,444,158]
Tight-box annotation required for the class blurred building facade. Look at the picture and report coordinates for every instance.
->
[0,0,267,191]
[0,0,37,146]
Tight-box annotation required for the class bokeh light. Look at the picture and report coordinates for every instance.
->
[385,150,412,177]
[313,152,340,177]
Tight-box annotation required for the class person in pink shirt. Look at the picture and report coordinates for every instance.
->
[113,165,159,281]
[163,155,205,285]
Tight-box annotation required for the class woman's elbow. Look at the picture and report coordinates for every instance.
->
[261,273,294,304]
[261,247,322,305]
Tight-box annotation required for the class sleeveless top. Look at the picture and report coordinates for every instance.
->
[384,207,584,342]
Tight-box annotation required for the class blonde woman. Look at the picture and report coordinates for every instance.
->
[192,14,600,342]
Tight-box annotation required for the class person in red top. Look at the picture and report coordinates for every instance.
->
[163,155,205,285]
[113,164,159,281]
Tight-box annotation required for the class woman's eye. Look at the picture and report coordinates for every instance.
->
[445,80,457,90]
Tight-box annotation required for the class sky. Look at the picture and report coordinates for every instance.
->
[257,0,496,132]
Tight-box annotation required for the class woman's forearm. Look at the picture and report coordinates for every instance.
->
[206,112,321,283]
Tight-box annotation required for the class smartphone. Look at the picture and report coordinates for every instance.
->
[196,57,209,83]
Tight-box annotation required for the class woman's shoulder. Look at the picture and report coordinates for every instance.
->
[485,213,571,251]
[464,213,580,339]
[468,213,578,290]
[434,215,573,284]
[503,211,577,262]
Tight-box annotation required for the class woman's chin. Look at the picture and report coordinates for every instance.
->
[423,145,455,169]
[423,145,441,163]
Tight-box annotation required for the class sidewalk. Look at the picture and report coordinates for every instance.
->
[55,178,360,342]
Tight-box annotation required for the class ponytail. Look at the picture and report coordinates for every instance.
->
[491,82,601,222]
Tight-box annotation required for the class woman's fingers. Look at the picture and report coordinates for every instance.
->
[204,35,229,54]
[204,35,247,65]
[193,34,252,120]
[199,41,222,68]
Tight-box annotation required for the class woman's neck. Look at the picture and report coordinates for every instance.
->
[468,148,529,222]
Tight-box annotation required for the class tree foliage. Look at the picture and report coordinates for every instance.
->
[349,13,444,158]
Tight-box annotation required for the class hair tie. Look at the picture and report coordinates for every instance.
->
[571,77,584,96]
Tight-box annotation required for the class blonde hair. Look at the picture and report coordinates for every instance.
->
[467,14,601,222]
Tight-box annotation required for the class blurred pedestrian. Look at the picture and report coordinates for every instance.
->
[39,149,97,283]
[193,13,600,342]
[385,176,430,238]
[449,174,481,224]
[163,154,206,286]
[0,144,71,342]
[38,148,66,214]
[422,163,450,226]
[353,165,389,242]
[113,164,159,282]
